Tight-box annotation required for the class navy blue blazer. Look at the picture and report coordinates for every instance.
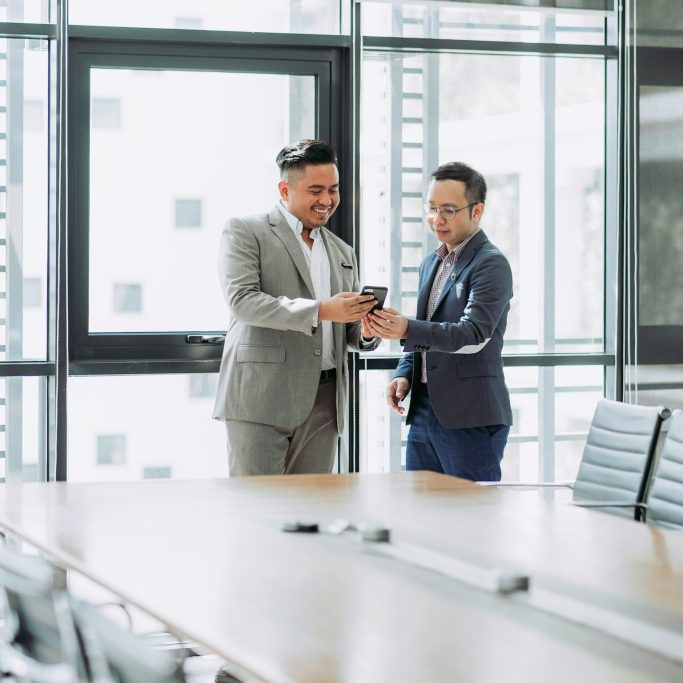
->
[395,230,513,429]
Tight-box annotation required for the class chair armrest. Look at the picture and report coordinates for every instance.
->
[571,501,647,522]
[93,600,133,630]
[571,501,643,508]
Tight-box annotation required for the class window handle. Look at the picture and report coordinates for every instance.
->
[185,334,225,344]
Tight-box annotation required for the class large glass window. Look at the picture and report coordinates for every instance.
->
[0,376,48,484]
[361,51,605,355]
[61,33,345,479]
[0,1,622,483]
[358,2,613,480]
[0,33,52,486]
[0,2,48,24]
[69,1,342,35]
[362,2,612,46]
[87,67,315,334]
[359,365,603,479]
[68,374,225,482]
[68,39,339,366]
[2,38,49,361]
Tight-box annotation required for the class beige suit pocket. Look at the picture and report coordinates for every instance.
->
[236,344,286,363]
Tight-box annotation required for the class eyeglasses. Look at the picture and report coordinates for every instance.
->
[423,203,477,221]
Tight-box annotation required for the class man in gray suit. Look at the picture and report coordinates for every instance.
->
[213,140,379,476]
[367,162,513,481]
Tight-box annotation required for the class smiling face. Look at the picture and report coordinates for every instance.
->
[426,179,484,251]
[278,163,340,230]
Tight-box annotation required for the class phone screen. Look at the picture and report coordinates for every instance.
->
[361,286,388,312]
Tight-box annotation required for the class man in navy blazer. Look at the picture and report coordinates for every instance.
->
[367,162,513,481]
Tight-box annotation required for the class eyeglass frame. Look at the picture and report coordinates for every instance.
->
[423,202,478,221]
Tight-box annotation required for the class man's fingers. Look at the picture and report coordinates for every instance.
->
[347,294,375,306]
[372,318,396,338]
[388,400,404,415]
[341,296,375,312]
[370,314,392,330]
[371,311,392,324]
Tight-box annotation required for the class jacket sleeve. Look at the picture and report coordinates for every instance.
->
[402,252,512,354]
[394,352,414,388]
[218,218,318,335]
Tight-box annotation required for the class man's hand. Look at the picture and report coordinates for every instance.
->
[361,316,376,341]
[366,306,409,340]
[386,377,410,415]
[318,292,376,323]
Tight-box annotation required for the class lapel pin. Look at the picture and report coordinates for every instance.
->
[451,274,457,281]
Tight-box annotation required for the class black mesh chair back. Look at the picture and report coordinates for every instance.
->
[646,409,683,529]
[571,398,668,518]
[0,546,84,683]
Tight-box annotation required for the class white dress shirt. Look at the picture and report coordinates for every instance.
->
[278,201,335,371]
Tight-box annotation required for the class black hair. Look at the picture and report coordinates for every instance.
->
[276,140,337,178]
[430,162,487,207]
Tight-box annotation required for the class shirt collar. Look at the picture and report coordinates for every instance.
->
[278,200,321,240]
[436,228,480,262]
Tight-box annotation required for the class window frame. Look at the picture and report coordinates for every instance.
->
[67,31,349,371]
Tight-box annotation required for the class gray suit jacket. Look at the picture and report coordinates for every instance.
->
[213,205,376,433]
[395,230,513,429]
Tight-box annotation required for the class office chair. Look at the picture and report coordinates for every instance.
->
[72,600,186,683]
[479,398,669,520]
[73,600,248,683]
[0,547,84,683]
[641,409,683,529]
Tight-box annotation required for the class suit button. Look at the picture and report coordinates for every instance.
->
[314,350,321,356]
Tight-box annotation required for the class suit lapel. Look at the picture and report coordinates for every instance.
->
[269,206,315,298]
[320,229,346,360]
[417,252,440,319]
[321,229,342,295]
[433,230,488,314]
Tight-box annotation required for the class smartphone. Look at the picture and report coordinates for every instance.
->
[360,286,388,313]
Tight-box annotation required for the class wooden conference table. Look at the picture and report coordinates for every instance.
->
[0,472,682,683]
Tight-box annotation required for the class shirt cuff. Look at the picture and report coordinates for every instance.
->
[311,304,320,335]
[358,336,378,349]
